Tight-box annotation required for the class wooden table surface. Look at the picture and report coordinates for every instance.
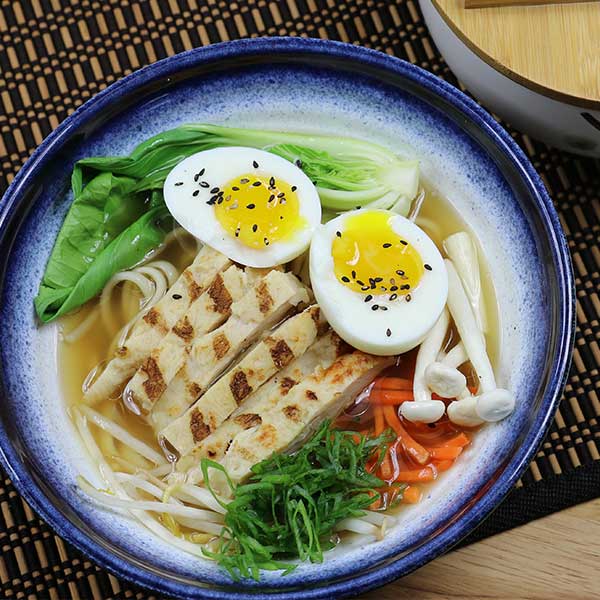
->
[360,498,600,599]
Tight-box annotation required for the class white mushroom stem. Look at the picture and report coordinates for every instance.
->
[443,232,487,333]
[401,309,449,423]
[424,362,467,398]
[447,397,484,427]
[476,389,515,422]
[442,342,468,369]
[445,259,496,394]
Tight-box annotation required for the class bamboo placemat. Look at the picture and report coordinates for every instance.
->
[0,1,598,598]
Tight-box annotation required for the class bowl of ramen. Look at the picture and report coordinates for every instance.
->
[0,38,574,599]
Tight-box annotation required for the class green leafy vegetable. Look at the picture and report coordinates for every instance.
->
[36,124,418,322]
[201,421,396,580]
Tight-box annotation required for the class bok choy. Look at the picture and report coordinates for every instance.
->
[36,124,418,322]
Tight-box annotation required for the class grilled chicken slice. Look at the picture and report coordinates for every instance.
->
[152,271,309,435]
[178,330,350,476]
[215,351,392,485]
[84,246,230,404]
[124,264,258,413]
[160,303,325,456]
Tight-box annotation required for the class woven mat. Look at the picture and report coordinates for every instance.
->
[0,1,598,597]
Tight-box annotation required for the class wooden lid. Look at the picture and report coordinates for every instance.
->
[431,0,600,109]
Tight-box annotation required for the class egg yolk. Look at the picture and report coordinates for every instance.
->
[214,173,304,249]
[332,211,424,297]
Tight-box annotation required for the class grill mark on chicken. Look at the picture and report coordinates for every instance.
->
[187,382,202,400]
[183,270,203,301]
[189,409,211,443]
[142,307,168,334]
[282,404,302,422]
[172,316,194,343]
[267,338,294,369]
[279,376,297,395]
[230,370,253,403]
[212,332,231,360]
[255,280,274,314]
[305,389,318,401]
[141,357,166,401]
[233,413,262,429]
[207,273,233,314]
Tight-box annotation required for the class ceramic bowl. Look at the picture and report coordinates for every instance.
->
[0,38,574,599]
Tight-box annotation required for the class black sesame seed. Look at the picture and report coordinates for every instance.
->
[232,186,240,191]
[252,181,261,187]
[364,294,373,303]
[380,286,387,291]
[192,190,200,197]
[174,181,183,186]
[382,243,392,248]
[206,199,216,205]
[264,237,269,246]
[210,187,220,194]
[389,293,398,301]
[380,306,388,311]
[424,264,432,271]
[400,240,408,246]
[336,231,342,238]
[341,276,350,283]
[386,328,392,337]
[361,286,370,291]
[252,224,258,232]
[406,294,412,302]
[401,284,411,290]
[269,176,275,187]
[390,285,398,291]
[210,195,219,203]
[199,168,205,176]
[396,270,405,276]
[200,181,210,188]
[269,194,275,202]
[240,178,249,184]
[295,159,303,168]
[291,185,297,192]
[246,203,256,209]
[280,216,284,220]
[280,199,286,205]
[253,160,259,168]
[235,228,240,238]
[374,277,383,283]
[172,294,182,300]
[356,280,365,286]
[194,173,200,182]
[217,197,224,204]
[371,304,379,311]
[277,192,285,198]
[351,270,356,279]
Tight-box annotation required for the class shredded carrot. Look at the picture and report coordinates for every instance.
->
[428,446,463,460]
[380,452,394,481]
[382,405,430,465]
[370,389,414,405]
[433,459,455,472]
[401,485,422,504]
[374,377,413,391]
[439,432,470,448]
[395,466,435,482]
[373,405,385,436]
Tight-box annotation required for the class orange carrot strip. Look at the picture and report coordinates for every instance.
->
[428,446,463,460]
[439,433,470,448]
[433,459,455,472]
[382,405,430,465]
[380,452,394,481]
[374,377,413,391]
[370,389,414,405]
[401,485,422,504]
[395,466,435,482]
[374,405,385,436]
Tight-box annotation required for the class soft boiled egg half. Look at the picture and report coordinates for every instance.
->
[310,209,448,356]
[164,147,321,267]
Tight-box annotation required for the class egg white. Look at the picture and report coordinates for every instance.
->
[310,210,448,356]
[164,147,321,267]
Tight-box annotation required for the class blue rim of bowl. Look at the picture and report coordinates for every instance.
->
[0,37,575,599]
